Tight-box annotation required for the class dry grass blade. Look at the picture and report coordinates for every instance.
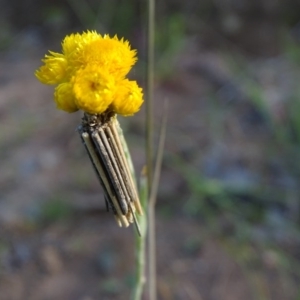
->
[148,100,168,300]
[149,101,168,206]
[79,127,129,227]
[78,113,143,235]
[92,129,128,214]
[105,126,135,201]
[110,119,143,216]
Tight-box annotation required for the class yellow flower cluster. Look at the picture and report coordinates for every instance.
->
[35,31,144,116]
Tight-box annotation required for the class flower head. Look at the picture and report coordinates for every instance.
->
[84,35,137,80]
[35,31,143,116]
[35,52,68,84]
[54,82,78,112]
[111,79,144,116]
[73,65,116,114]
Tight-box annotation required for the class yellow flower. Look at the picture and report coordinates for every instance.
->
[84,35,137,79]
[73,65,116,114]
[35,52,68,84]
[62,31,102,72]
[62,30,101,57]
[54,82,78,112]
[35,31,143,116]
[111,79,144,116]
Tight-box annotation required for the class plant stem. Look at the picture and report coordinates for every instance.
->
[132,171,148,300]
[147,0,155,187]
[116,121,147,300]
[148,101,168,300]
[147,0,156,299]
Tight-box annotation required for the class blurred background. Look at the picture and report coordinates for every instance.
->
[1,0,300,299]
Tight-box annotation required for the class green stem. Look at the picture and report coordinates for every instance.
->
[147,0,156,299]
[148,101,167,300]
[116,119,147,300]
[147,0,155,187]
[132,172,147,300]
